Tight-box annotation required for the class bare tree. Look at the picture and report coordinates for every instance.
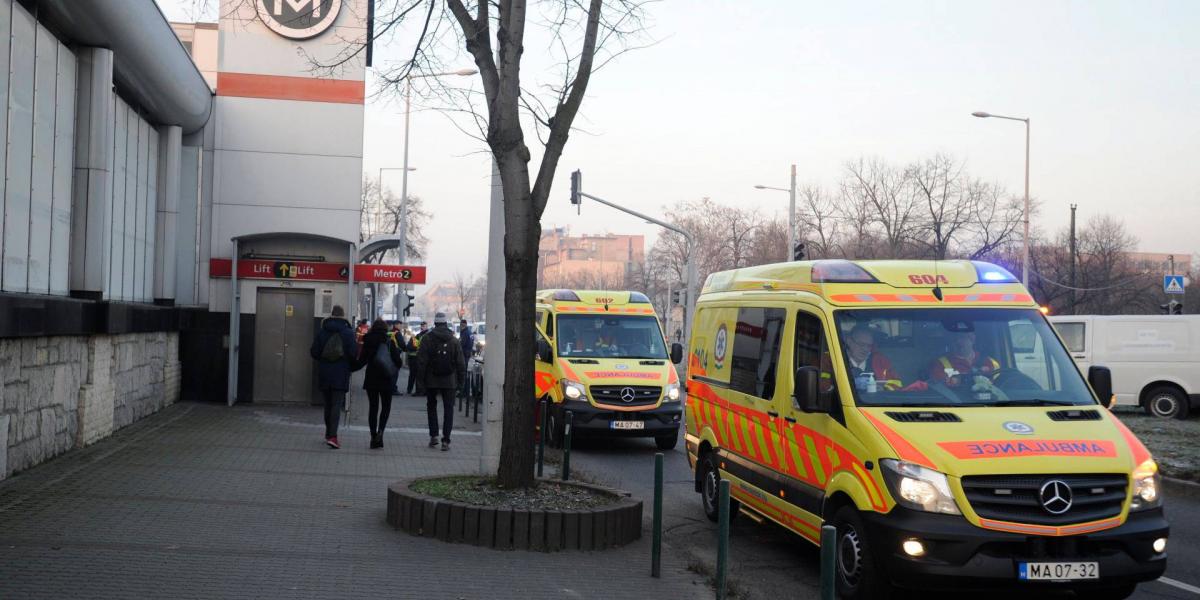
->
[334,0,654,487]
[360,175,432,262]
[841,157,920,259]
[907,154,971,260]
[797,183,840,259]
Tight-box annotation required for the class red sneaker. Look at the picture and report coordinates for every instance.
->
[326,437,340,449]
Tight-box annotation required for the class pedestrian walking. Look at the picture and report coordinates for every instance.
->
[404,321,429,396]
[309,305,358,449]
[356,318,404,449]
[416,313,465,451]
[458,319,475,399]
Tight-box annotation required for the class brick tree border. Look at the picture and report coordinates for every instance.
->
[387,477,643,551]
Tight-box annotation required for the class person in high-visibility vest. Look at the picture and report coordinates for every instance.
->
[928,330,1000,386]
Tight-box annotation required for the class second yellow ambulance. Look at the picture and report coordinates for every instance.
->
[684,259,1167,599]
[533,290,684,449]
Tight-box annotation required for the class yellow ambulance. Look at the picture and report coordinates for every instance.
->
[684,260,1167,599]
[533,290,685,450]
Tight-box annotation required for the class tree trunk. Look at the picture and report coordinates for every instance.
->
[495,152,538,488]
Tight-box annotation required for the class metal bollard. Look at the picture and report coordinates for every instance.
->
[716,479,730,600]
[536,398,547,478]
[562,410,573,481]
[651,452,664,578]
[820,524,837,600]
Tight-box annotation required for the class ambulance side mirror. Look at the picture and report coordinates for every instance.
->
[794,366,824,413]
[1087,366,1114,409]
[536,338,553,363]
[670,343,684,365]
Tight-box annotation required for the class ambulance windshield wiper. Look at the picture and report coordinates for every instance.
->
[987,399,1079,407]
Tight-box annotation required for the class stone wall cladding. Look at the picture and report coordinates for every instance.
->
[1,332,181,479]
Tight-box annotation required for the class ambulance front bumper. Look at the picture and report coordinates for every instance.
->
[862,506,1168,591]
[559,401,683,437]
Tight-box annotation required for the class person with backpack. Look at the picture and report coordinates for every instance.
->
[309,305,358,449]
[416,313,465,451]
[355,318,404,449]
[403,321,429,396]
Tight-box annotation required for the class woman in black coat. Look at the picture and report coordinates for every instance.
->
[355,319,404,449]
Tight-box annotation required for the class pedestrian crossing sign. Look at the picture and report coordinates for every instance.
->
[1165,275,1186,295]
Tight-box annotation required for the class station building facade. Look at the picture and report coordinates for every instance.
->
[0,0,372,479]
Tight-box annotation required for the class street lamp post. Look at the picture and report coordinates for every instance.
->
[396,69,478,264]
[378,166,415,319]
[973,111,1031,285]
[754,163,798,260]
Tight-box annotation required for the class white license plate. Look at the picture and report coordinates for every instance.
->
[610,420,644,430]
[1018,561,1098,581]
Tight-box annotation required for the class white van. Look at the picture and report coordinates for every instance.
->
[1050,315,1200,418]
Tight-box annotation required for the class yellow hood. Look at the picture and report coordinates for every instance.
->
[859,406,1148,477]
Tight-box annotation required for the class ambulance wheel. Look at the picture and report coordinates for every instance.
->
[831,505,892,599]
[1083,583,1136,600]
[1144,386,1189,419]
[547,408,566,449]
[655,432,678,451]
[699,451,739,523]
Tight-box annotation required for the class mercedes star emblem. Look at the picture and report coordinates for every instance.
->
[620,387,636,403]
[1039,479,1073,515]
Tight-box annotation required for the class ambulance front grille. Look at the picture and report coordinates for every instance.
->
[961,474,1127,526]
[590,385,661,406]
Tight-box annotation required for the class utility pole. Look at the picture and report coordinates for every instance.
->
[1069,204,1077,314]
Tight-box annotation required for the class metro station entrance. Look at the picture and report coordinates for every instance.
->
[253,288,316,404]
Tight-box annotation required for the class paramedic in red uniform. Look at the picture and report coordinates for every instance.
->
[928,331,1000,386]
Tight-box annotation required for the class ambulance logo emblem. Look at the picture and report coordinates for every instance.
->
[714,324,728,370]
[1003,421,1034,435]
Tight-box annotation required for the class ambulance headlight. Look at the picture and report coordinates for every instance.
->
[562,380,587,401]
[665,383,681,402]
[881,459,961,515]
[1131,459,1162,511]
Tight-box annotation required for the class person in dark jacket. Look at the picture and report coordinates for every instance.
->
[416,313,465,451]
[355,318,404,449]
[458,319,475,398]
[309,305,358,449]
[404,321,430,396]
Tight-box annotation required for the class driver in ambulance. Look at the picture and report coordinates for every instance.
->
[928,330,1000,386]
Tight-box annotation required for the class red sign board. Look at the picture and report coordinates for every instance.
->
[354,264,426,284]
[210,259,425,284]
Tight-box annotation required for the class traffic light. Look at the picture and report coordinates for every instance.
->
[793,242,806,261]
[1161,300,1183,315]
[401,290,415,317]
[670,289,681,305]
[570,170,582,205]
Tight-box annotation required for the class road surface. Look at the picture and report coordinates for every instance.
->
[567,433,1199,599]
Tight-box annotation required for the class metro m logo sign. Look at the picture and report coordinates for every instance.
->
[257,0,341,40]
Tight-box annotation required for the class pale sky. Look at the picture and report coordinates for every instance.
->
[160,0,1200,295]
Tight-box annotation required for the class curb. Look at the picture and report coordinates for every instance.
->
[1164,476,1200,501]
[386,476,643,552]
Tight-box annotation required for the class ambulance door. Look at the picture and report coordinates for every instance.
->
[724,306,788,488]
[779,307,840,523]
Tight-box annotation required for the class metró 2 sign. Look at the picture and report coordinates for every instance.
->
[257,0,342,40]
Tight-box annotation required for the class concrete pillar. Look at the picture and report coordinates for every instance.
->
[154,124,181,303]
[69,48,114,298]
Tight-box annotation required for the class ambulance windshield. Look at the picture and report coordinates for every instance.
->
[556,315,668,359]
[831,308,1094,407]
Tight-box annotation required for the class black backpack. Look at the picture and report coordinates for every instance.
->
[320,332,344,363]
[429,334,456,377]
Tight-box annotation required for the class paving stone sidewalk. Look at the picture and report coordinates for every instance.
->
[0,383,710,599]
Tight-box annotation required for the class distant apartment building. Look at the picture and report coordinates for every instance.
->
[1127,252,1192,274]
[415,281,482,321]
[538,228,645,289]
